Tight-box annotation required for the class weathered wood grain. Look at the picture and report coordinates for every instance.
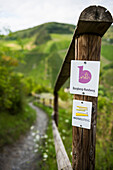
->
[72,35,101,170]
[79,6,112,22]
[52,120,72,170]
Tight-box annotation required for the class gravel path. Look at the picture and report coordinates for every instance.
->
[0,103,48,170]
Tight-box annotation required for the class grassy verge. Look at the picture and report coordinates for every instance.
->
[34,102,72,170]
[101,44,113,61]
[34,102,57,170]
[34,100,113,170]
[0,104,36,147]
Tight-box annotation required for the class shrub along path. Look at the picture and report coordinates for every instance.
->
[0,103,48,170]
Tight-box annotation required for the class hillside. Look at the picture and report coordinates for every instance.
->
[0,22,113,90]
[5,22,75,40]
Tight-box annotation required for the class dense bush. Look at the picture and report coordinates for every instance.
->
[96,96,113,169]
[0,56,25,115]
[22,77,36,96]
[58,88,70,101]
[33,84,51,94]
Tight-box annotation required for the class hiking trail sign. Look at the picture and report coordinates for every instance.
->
[72,100,92,129]
[70,60,100,97]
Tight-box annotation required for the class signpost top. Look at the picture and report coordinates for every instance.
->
[54,5,112,93]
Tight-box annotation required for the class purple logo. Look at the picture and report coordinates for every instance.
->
[78,66,91,83]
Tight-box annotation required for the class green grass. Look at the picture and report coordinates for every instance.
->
[101,44,113,61]
[0,104,36,147]
[103,68,113,86]
[51,33,72,40]
[34,102,72,170]
[38,34,72,54]
[34,98,113,170]
[34,102,57,170]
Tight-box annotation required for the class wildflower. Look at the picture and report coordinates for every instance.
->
[43,153,48,159]
[62,129,66,133]
[30,126,34,130]
[48,139,52,142]
[32,132,35,136]
[62,136,65,140]
[65,119,69,123]
[34,149,38,153]
[35,135,40,141]
[44,134,48,138]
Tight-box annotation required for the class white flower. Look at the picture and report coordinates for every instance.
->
[65,119,69,123]
[35,135,40,141]
[62,136,65,140]
[62,129,66,133]
[31,126,34,130]
[45,142,48,145]
[43,153,48,159]
[48,139,52,142]
[32,132,36,136]
[34,149,38,153]
[44,134,48,139]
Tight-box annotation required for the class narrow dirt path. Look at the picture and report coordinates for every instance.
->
[0,103,48,170]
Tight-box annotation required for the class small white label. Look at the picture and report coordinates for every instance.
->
[70,60,100,97]
[72,100,92,129]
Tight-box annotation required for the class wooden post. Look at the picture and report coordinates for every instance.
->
[52,5,112,170]
[72,35,101,170]
[71,6,112,170]
[49,98,52,108]
[54,92,58,126]
[43,98,45,105]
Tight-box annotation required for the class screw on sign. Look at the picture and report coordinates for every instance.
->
[70,60,100,97]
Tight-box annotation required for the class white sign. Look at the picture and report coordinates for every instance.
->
[72,100,92,129]
[70,60,100,97]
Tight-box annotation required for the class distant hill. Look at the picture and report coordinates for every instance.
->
[5,22,75,40]
[0,22,113,89]
[1,22,75,87]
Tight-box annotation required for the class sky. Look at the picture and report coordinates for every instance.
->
[0,0,113,34]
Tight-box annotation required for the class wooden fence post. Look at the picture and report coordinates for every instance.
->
[43,98,45,105]
[71,6,113,170]
[52,5,112,170]
[37,96,40,103]
[72,34,101,170]
[49,98,52,108]
[54,92,58,126]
